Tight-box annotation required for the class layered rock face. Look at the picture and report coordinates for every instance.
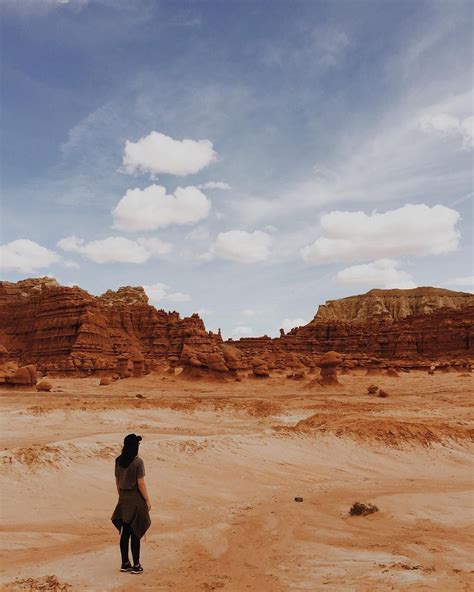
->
[1,280,472,377]
[230,288,474,364]
[0,278,227,375]
[314,287,473,322]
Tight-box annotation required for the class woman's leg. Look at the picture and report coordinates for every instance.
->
[120,522,132,564]
[130,529,141,566]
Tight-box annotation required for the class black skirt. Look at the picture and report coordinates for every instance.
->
[111,488,151,539]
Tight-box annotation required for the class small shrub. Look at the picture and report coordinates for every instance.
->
[349,502,379,516]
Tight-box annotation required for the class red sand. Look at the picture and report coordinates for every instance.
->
[0,370,473,591]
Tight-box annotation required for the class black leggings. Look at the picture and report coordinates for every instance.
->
[120,522,140,565]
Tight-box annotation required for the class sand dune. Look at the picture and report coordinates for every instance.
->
[0,371,473,591]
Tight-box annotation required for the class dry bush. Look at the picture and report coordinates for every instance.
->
[349,502,379,516]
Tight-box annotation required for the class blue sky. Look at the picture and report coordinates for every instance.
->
[1,0,473,337]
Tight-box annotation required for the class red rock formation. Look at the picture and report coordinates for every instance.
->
[0,278,226,377]
[318,351,343,386]
[1,364,37,387]
[230,288,474,365]
[1,280,472,377]
[315,287,472,322]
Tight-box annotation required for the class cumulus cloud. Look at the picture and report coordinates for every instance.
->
[0,239,60,273]
[281,318,306,332]
[197,181,231,190]
[232,325,254,336]
[210,230,272,263]
[57,235,172,264]
[335,259,417,289]
[143,283,191,303]
[419,113,474,149]
[122,131,218,177]
[301,204,460,264]
[112,185,211,231]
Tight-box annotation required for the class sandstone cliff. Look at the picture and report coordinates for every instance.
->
[0,278,227,376]
[230,288,474,364]
[0,280,472,377]
[314,287,473,322]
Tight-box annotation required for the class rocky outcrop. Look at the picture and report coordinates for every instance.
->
[0,278,226,377]
[314,287,473,322]
[230,288,474,365]
[1,280,472,378]
[0,362,37,387]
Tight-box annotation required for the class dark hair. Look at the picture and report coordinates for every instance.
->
[117,433,142,468]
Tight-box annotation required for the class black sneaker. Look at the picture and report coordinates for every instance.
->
[131,564,144,574]
[120,562,133,572]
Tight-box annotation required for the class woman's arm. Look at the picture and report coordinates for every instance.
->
[137,477,151,511]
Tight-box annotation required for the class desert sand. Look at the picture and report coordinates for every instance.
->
[0,370,473,591]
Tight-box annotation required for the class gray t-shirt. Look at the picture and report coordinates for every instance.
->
[115,455,145,490]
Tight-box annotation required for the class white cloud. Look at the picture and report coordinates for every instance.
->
[185,226,210,241]
[210,230,272,263]
[232,325,254,336]
[420,113,474,149]
[112,184,211,231]
[235,90,473,224]
[445,275,474,287]
[138,237,173,256]
[241,308,257,317]
[335,259,417,289]
[62,259,80,269]
[57,235,172,264]
[197,181,231,190]
[0,239,60,273]
[143,282,191,303]
[122,131,217,177]
[301,204,460,264]
[166,291,191,302]
[281,317,306,332]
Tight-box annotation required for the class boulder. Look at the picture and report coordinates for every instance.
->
[36,380,52,392]
[5,364,37,386]
[366,358,383,376]
[99,376,112,386]
[252,357,269,378]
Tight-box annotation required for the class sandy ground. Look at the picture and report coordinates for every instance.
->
[0,370,473,591]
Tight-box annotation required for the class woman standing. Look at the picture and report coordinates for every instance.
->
[111,433,151,574]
